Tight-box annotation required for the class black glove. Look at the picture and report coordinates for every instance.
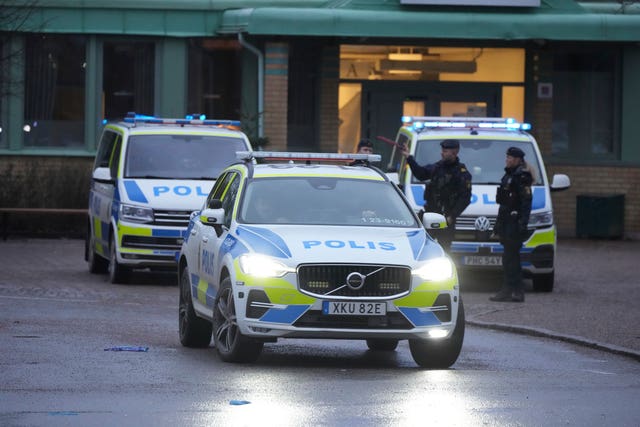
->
[518,222,529,240]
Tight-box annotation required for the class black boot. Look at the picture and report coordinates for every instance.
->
[489,289,512,302]
[512,289,525,303]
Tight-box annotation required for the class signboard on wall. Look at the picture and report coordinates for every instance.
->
[400,0,540,6]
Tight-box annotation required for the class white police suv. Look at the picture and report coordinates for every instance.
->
[86,113,252,284]
[178,151,464,368]
[387,117,570,292]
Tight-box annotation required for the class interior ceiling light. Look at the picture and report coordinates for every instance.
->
[388,52,423,61]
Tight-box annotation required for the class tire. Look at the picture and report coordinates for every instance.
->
[366,338,399,351]
[532,272,554,293]
[409,299,465,369]
[87,229,108,274]
[178,265,212,348]
[213,277,263,363]
[108,233,130,284]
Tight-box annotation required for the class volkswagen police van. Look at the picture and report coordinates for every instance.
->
[86,113,252,284]
[388,117,570,292]
[178,152,464,368]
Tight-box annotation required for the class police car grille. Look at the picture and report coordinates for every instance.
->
[153,210,192,227]
[122,235,182,250]
[455,216,497,230]
[297,264,411,299]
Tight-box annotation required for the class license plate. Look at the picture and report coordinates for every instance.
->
[463,255,503,266]
[322,301,386,316]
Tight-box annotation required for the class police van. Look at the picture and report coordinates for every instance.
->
[388,117,570,292]
[86,113,252,284]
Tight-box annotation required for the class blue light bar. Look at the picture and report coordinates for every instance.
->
[122,112,240,127]
[402,116,532,132]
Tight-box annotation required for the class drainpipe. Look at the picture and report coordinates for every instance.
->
[238,33,264,139]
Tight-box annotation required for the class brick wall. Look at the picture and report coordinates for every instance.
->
[264,42,289,151]
[547,164,640,239]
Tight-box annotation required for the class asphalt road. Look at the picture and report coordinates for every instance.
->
[1,238,639,426]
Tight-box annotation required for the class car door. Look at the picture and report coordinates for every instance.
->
[193,171,241,313]
[89,129,122,257]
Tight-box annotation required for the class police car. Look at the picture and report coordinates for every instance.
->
[86,113,252,284]
[387,117,570,292]
[178,151,465,368]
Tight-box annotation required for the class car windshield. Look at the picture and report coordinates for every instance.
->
[239,177,418,227]
[124,134,247,179]
[413,139,544,185]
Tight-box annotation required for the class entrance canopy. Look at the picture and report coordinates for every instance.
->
[218,1,640,41]
[9,0,640,42]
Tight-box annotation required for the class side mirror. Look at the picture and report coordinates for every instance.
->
[550,174,571,192]
[92,167,113,183]
[422,212,448,230]
[200,208,224,227]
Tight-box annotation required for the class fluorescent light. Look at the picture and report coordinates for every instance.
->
[388,69,422,75]
[388,53,423,61]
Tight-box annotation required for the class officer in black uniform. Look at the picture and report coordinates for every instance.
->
[490,146,533,303]
[401,139,472,252]
[349,139,374,166]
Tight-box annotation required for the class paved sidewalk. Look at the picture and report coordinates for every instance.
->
[461,238,640,361]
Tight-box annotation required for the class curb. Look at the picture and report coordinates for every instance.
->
[467,319,640,363]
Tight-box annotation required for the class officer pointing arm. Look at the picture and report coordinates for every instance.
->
[401,139,472,252]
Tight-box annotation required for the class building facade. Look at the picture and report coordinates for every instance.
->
[1,0,639,238]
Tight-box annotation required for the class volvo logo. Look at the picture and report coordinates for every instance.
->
[346,272,366,290]
[474,216,491,232]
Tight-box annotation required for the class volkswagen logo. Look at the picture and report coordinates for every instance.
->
[474,216,491,232]
[346,272,366,290]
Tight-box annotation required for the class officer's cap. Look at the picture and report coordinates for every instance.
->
[357,138,373,149]
[440,139,460,149]
[506,146,525,158]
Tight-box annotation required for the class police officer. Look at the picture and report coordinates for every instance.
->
[349,139,374,166]
[401,139,472,252]
[490,146,533,303]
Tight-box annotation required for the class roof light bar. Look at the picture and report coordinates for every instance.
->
[123,112,240,127]
[236,151,381,163]
[402,116,531,131]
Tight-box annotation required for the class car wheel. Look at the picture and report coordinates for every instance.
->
[179,265,212,348]
[409,299,465,369]
[108,233,130,284]
[366,338,399,351]
[532,272,554,292]
[87,229,108,274]
[213,277,263,363]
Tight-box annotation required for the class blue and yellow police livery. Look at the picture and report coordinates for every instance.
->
[86,113,252,284]
[178,151,465,368]
[389,117,571,292]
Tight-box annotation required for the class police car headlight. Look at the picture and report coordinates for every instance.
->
[413,257,454,281]
[239,254,293,278]
[120,203,154,223]
[528,211,553,228]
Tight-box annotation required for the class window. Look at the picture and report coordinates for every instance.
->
[103,41,155,121]
[187,39,241,121]
[551,48,619,159]
[23,34,86,148]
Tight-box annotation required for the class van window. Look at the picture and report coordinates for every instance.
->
[413,139,543,185]
[124,134,247,179]
[94,130,119,169]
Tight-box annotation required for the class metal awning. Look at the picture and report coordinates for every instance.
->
[8,0,640,41]
[218,5,640,41]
